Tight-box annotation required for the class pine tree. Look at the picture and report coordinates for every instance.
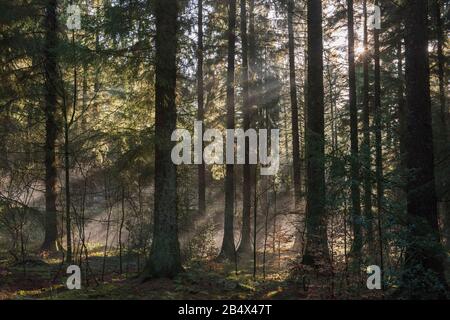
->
[143,0,182,279]
[41,0,59,253]
[218,0,237,260]
[302,0,330,267]
[402,0,448,298]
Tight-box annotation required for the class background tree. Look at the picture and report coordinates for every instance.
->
[361,0,374,262]
[346,0,362,266]
[373,0,384,274]
[287,0,302,207]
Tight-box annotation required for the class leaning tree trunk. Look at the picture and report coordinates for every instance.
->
[302,0,330,267]
[218,0,237,260]
[347,0,362,266]
[402,0,448,298]
[41,0,59,253]
[143,0,182,279]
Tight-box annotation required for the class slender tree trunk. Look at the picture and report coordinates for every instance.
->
[197,0,206,217]
[101,179,112,282]
[302,0,329,267]
[63,30,77,264]
[93,26,100,119]
[347,0,362,265]
[118,187,126,274]
[237,0,253,255]
[434,0,447,129]
[288,0,302,206]
[248,0,259,258]
[248,0,256,109]
[433,0,450,253]
[81,63,88,132]
[403,0,448,297]
[397,38,406,171]
[253,165,258,278]
[395,34,408,235]
[143,0,182,279]
[41,0,59,253]
[361,0,374,261]
[373,0,384,275]
[219,0,237,260]
[262,189,269,280]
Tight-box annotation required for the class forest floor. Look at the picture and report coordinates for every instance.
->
[0,246,383,300]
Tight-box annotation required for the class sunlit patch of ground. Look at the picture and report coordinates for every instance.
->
[0,248,387,300]
[0,249,300,300]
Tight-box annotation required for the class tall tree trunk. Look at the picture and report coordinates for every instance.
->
[396,32,408,219]
[395,34,409,260]
[302,0,329,267]
[288,0,302,206]
[219,0,237,260]
[397,38,406,171]
[347,0,362,265]
[237,0,252,255]
[197,0,206,217]
[402,0,448,297]
[361,0,374,261]
[143,0,182,279]
[433,0,450,254]
[41,0,59,253]
[373,0,384,274]
[248,0,256,113]
[434,0,447,130]
[63,30,77,264]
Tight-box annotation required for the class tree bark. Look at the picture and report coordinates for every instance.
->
[402,0,448,297]
[432,0,450,254]
[347,0,362,264]
[143,0,182,279]
[397,38,406,172]
[197,0,206,217]
[218,0,237,260]
[361,0,374,261]
[63,30,77,264]
[302,0,330,267]
[41,0,59,253]
[288,0,302,206]
[373,0,384,274]
[433,0,447,130]
[237,0,253,255]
